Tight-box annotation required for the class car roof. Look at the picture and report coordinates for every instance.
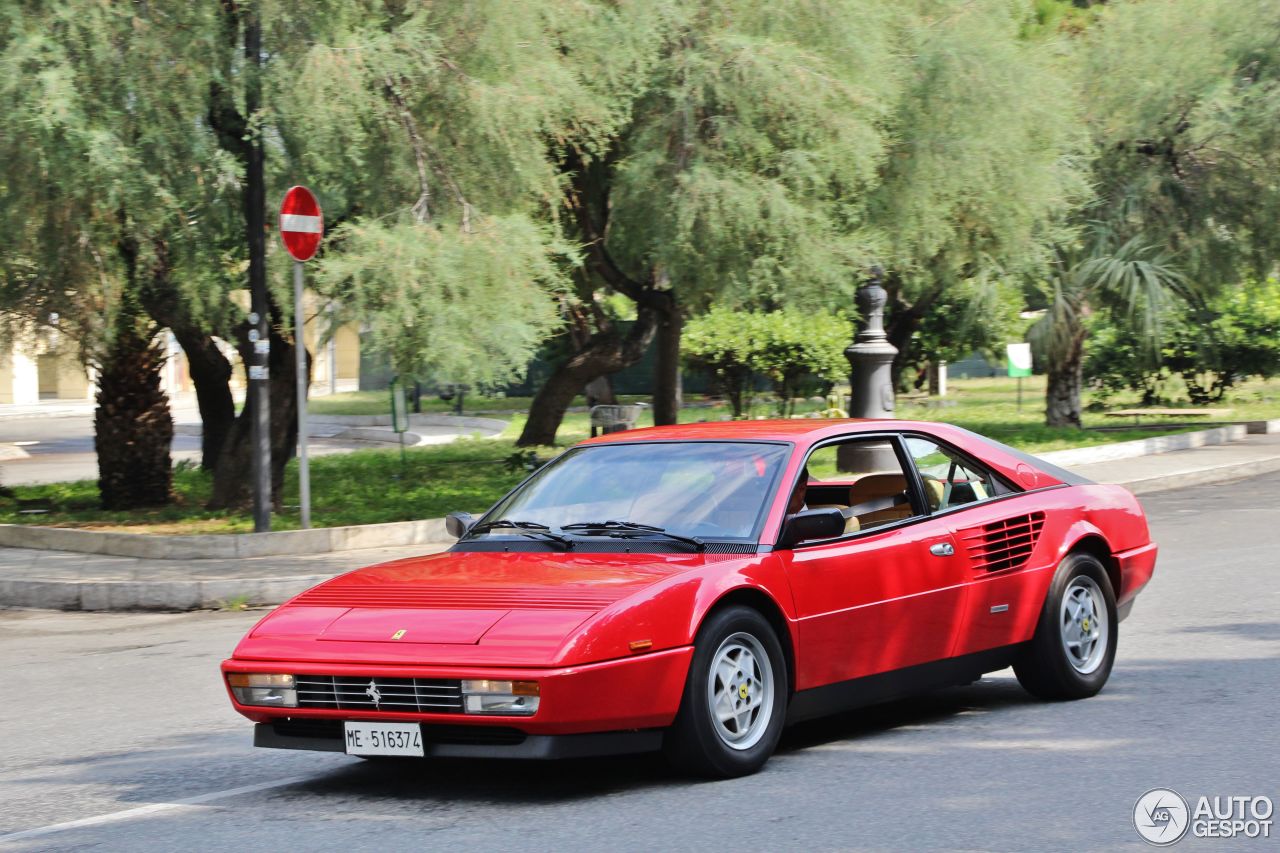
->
[580,418,947,445]
[577,419,1078,491]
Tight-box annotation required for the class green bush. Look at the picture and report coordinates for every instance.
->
[1086,278,1280,404]
[684,308,850,417]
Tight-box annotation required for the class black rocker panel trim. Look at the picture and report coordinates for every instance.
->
[785,644,1023,724]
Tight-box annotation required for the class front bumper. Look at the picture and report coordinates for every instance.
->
[255,719,663,759]
[222,645,694,738]
[1114,541,1158,609]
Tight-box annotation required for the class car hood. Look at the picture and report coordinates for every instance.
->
[231,549,723,667]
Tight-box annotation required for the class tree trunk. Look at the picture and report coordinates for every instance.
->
[208,318,300,509]
[518,308,658,446]
[1045,327,1086,428]
[180,334,236,471]
[652,298,682,426]
[95,327,173,509]
[138,262,236,472]
[886,280,944,391]
[96,236,172,510]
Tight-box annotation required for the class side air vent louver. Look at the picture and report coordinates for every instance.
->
[960,511,1046,572]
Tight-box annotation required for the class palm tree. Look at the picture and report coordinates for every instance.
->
[94,243,173,510]
[1033,230,1187,427]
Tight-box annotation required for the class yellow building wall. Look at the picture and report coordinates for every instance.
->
[334,323,360,380]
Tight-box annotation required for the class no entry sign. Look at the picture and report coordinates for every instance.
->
[279,186,323,261]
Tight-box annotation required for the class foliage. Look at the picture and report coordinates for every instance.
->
[0,2,224,353]
[684,308,849,416]
[316,216,570,388]
[1082,0,1280,286]
[1087,278,1280,405]
[904,277,1028,390]
[605,1,902,311]
[1082,319,1172,406]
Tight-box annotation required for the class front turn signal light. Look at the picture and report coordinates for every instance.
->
[228,673,298,708]
[461,679,540,716]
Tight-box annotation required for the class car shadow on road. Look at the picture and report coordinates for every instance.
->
[14,653,1277,819]
[775,673,1036,755]
[1182,620,1280,642]
[289,675,1044,803]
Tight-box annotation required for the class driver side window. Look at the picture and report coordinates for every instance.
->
[795,437,921,541]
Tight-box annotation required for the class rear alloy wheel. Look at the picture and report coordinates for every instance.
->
[664,606,787,778]
[1014,552,1118,700]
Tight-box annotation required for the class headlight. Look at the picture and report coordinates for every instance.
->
[228,673,297,708]
[461,679,540,716]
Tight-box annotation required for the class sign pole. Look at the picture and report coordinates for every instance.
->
[390,377,409,477]
[278,185,323,527]
[294,260,311,529]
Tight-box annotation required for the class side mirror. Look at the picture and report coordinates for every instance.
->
[445,511,475,539]
[778,508,845,549]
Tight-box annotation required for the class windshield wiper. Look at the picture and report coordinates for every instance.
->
[468,519,573,550]
[560,520,705,551]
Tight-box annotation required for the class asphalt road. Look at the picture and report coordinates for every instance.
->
[0,412,372,486]
[1,475,1276,851]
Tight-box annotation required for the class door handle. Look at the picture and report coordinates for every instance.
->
[929,542,955,557]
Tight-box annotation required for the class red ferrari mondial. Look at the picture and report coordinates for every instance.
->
[223,420,1157,777]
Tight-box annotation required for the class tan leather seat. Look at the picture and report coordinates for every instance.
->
[920,475,946,510]
[848,472,913,527]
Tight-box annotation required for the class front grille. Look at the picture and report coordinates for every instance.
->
[960,511,1046,572]
[296,675,464,713]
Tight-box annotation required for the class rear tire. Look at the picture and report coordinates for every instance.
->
[663,605,788,778]
[1014,552,1118,700]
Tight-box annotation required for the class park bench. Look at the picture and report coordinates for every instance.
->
[1103,407,1233,426]
[589,403,647,436]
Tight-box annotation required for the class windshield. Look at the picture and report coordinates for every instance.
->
[477,441,790,541]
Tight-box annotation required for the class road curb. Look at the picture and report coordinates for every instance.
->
[1038,424,1247,467]
[0,573,332,611]
[1114,454,1280,495]
[0,517,451,560]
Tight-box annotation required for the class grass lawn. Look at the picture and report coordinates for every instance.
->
[4,375,1276,535]
[309,390,648,417]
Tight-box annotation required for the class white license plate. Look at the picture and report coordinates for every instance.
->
[343,721,424,757]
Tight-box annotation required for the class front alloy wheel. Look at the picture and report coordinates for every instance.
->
[706,632,776,751]
[1014,551,1118,699]
[665,606,787,778]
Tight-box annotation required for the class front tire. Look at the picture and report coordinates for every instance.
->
[1014,552,1118,699]
[663,605,788,778]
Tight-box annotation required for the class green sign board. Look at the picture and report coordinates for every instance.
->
[390,378,409,433]
[1006,342,1033,378]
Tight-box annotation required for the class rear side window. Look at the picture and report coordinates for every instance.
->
[903,436,1008,512]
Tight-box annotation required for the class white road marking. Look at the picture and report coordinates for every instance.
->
[0,775,310,843]
[279,213,322,233]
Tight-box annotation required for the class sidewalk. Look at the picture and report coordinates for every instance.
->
[1069,431,1280,493]
[2,433,1279,612]
[0,541,449,611]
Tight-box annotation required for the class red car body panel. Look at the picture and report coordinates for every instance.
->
[222,419,1157,748]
